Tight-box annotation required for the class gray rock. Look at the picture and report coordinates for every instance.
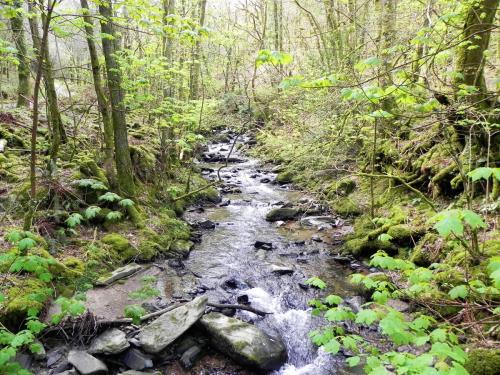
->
[89,328,129,355]
[32,340,46,360]
[270,264,294,275]
[120,348,153,370]
[67,350,108,375]
[137,296,208,353]
[96,264,142,286]
[118,371,161,375]
[387,299,410,312]
[265,208,301,222]
[200,312,287,371]
[54,370,78,375]
[345,296,366,313]
[300,216,337,228]
[180,346,203,369]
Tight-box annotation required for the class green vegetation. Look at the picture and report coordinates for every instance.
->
[0,0,498,373]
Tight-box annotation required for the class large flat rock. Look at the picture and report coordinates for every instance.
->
[67,350,107,375]
[137,296,208,353]
[89,328,129,355]
[200,312,287,371]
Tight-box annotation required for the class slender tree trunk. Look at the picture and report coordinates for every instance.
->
[412,0,434,83]
[10,0,30,108]
[80,0,116,187]
[454,0,499,106]
[27,0,66,169]
[189,0,207,100]
[25,0,56,230]
[162,0,176,98]
[99,0,136,197]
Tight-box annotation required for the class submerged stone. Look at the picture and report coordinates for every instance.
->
[137,296,208,353]
[200,312,287,371]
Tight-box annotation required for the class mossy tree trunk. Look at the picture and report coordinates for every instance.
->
[454,0,499,106]
[27,0,66,169]
[98,0,136,198]
[162,0,176,99]
[10,0,30,108]
[80,0,116,188]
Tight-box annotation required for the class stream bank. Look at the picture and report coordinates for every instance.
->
[32,131,368,375]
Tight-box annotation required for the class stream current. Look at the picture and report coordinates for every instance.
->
[173,134,358,374]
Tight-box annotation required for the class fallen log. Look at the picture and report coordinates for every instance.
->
[42,300,271,337]
[207,302,272,316]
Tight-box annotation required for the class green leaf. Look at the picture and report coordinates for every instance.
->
[106,211,123,221]
[124,304,146,325]
[355,309,378,325]
[468,167,493,181]
[325,294,343,306]
[322,338,341,354]
[430,328,447,343]
[448,285,468,300]
[26,319,46,334]
[431,210,463,237]
[118,198,135,207]
[378,233,393,242]
[305,277,327,290]
[346,356,361,367]
[461,210,487,230]
[84,206,102,219]
[5,230,23,244]
[17,238,37,251]
[98,192,122,202]
[66,213,84,228]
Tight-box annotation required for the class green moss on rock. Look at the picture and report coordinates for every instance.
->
[343,237,396,257]
[276,171,293,184]
[464,348,500,375]
[331,198,361,217]
[101,233,138,261]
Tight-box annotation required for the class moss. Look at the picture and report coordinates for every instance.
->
[276,171,293,184]
[327,179,356,197]
[464,348,500,375]
[137,240,160,261]
[331,197,362,217]
[170,240,194,258]
[62,256,85,275]
[195,186,221,204]
[1,277,51,328]
[130,144,156,182]
[77,156,108,184]
[343,237,397,257]
[101,233,138,261]
[409,233,442,266]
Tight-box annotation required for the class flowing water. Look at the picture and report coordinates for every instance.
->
[172,134,359,374]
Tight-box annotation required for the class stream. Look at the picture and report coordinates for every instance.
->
[168,133,359,374]
[39,132,364,375]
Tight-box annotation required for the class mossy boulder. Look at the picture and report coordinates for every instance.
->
[196,186,221,204]
[327,179,356,197]
[276,171,293,184]
[137,240,160,261]
[331,198,362,217]
[409,233,442,266]
[0,277,51,328]
[265,208,301,222]
[343,237,397,257]
[464,348,500,375]
[78,157,108,184]
[101,233,138,261]
[170,240,194,258]
[62,256,85,275]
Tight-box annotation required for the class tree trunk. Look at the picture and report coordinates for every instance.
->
[162,0,176,98]
[10,0,30,108]
[189,0,207,100]
[27,0,66,169]
[99,0,136,197]
[79,0,116,187]
[454,0,499,106]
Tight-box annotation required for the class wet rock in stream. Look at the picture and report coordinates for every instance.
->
[137,296,208,353]
[265,208,301,222]
[200,312,287,371]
